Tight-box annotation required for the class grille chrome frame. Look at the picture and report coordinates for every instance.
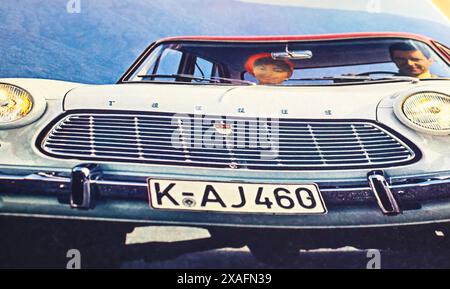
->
[37,111,421,171]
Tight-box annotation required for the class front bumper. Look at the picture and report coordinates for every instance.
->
[1,165,450,229]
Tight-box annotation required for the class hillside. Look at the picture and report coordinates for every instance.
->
[1,0,449,84]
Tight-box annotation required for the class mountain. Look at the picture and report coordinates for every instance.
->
[1,0,449,84]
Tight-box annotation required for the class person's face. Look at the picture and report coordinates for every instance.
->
[392,50,433,77]
[253,64,291,85]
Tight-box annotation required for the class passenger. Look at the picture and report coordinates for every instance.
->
[389,42,437,78]
[245,53,294,85]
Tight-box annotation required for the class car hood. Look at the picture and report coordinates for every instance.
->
[63,82,423,119]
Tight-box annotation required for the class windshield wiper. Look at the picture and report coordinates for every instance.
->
[290,75,420,83]
[289,76,372,82]
[375,75,420,83]
[381,76,450,82]
[137,74,256,85]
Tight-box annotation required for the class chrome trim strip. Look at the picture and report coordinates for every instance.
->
[58,125,382,135]
[47,137,406,153]
[1,211,450,229]
[54,126,385,137]
[30,152,413,167]
[42,148,411,161]
[0,172,71,183]
[61,113,381,124]
[44,144,410,158]
[1,171,450,192]
[45,136,405,149]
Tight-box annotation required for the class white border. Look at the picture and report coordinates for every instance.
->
[428,0,450,27]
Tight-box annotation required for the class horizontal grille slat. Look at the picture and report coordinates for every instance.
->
[58,123,384,136]
[39,112,419,170]
[45,136,404,151]
[49,131,397,145]
[44,141,410,156]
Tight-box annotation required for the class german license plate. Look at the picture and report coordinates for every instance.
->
[148,179,327,214]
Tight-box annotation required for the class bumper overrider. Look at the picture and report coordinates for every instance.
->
[1,164,450,229]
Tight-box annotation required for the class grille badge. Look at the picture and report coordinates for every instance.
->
[214,122,233,135]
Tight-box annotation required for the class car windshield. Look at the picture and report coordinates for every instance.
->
[124,38,450,86]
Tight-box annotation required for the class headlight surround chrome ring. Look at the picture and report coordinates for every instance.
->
[0,83,46,129]
[394,90,450,136]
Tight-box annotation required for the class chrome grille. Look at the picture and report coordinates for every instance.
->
[39,112,420,170]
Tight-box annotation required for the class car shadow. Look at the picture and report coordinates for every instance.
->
[120,237,450,269]
[122,237,244,263]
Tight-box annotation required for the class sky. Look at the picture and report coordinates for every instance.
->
[239,0,450,25]
[1,0,449,84]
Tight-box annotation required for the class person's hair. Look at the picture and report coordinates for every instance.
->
[389,42,431,59]
[253,57,293,73]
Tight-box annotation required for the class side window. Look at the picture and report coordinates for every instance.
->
[153,48,183,81]
[435,42,450,58]
[429,42,450,77]
[193,57,214,81]
[243,71,257,83]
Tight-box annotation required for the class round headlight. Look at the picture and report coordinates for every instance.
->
[395,91,450,135]
[0,83,33,123]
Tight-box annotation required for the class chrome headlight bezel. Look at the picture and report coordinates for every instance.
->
[394,89,450,136]
[0,83,47,129]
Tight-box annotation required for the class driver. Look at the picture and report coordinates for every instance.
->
[245,53,294,85]
[389,42,436,78]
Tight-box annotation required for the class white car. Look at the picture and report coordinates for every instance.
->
[1,32,450,267]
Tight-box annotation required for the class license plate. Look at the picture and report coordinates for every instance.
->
[148,179,327,214]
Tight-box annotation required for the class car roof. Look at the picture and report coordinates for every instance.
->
[157,32,433,44]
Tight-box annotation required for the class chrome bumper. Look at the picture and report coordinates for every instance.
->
[1,164,450,228]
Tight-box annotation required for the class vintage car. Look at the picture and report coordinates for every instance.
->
[1,32,450,267]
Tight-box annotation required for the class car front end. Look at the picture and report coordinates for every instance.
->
[1,32,450,266]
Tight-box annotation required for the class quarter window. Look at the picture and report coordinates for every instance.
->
[194,57,214,81]
[153,48,183,81]
[435,42,450,58]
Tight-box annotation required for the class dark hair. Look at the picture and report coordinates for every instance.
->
[253,57,293,72]
[389,42,431,59]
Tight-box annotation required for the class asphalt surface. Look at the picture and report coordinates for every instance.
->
[120,226,450,269]
[2,224,449,269]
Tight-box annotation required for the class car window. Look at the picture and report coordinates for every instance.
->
[152,48,183,81]
[193,57,214,81]
[125,38,450,85]
[244,62,399,84]
[435,42,450,58]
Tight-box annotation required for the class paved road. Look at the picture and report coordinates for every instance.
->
[2,225,448,269]
[120,226,450,269]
